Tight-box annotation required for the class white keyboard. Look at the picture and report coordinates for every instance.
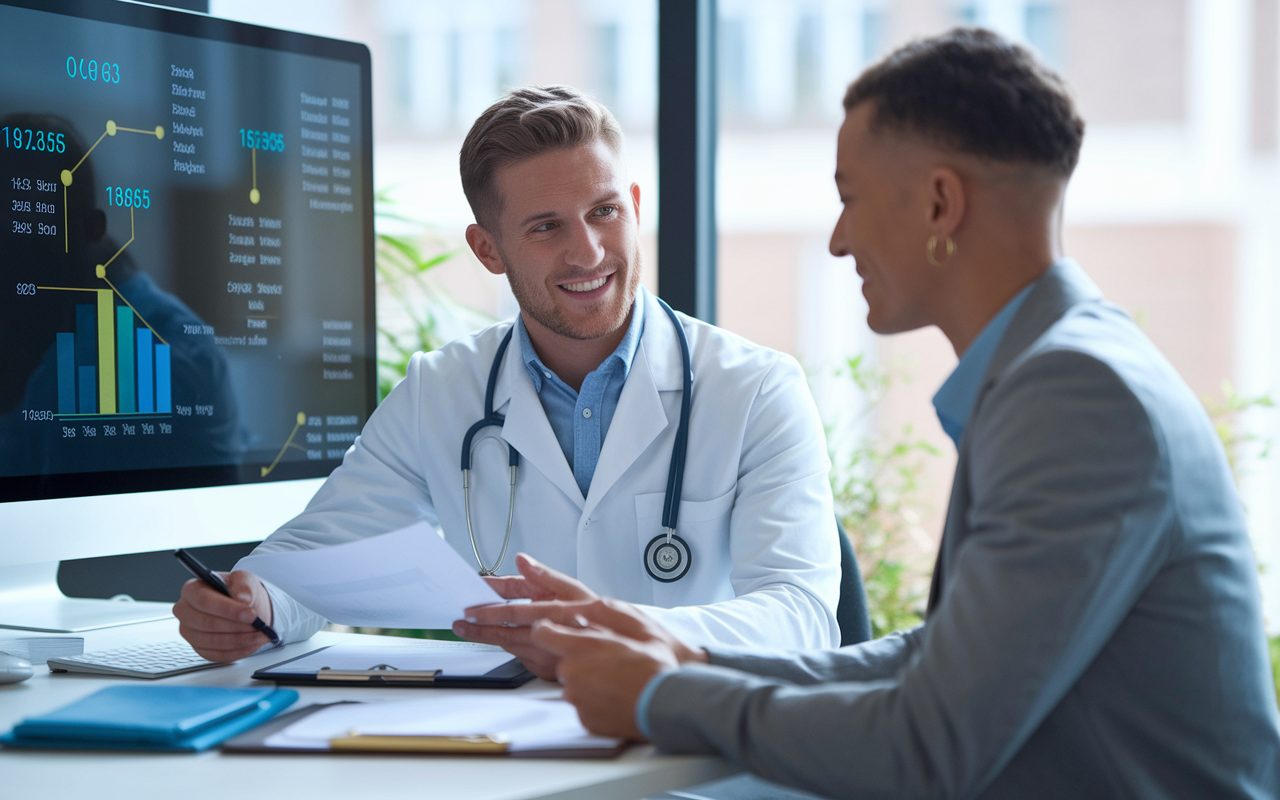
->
[47,640,223,679]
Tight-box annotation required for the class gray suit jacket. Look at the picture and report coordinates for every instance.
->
[644,261,1280,799]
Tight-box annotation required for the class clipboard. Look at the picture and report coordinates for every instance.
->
[220,702,628,758]
[252,643,535,689]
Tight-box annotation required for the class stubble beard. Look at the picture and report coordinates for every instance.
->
[501,244,643,342]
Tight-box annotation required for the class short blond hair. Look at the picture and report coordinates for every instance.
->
[460,85,624,230]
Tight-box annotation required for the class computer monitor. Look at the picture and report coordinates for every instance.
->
[0,0,375,632]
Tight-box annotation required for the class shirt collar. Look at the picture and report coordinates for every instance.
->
[932,282,1035,448]
[515,293,645,394]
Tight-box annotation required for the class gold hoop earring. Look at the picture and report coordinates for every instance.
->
[926,235,956,268]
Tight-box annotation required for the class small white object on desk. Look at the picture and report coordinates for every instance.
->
[0,652,34,684]
[0,637,84,664]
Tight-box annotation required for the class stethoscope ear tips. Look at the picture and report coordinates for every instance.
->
[644,532,692,583]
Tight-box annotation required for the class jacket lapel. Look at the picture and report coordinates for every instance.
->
[927,259,1104,613]
[582,290,683,519]
[490,324,585,510]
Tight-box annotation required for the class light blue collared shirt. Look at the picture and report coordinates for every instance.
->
[515,297,645,498]
[932,284,1034,448]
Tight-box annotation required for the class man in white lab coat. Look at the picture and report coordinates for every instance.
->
[174,85,840,679]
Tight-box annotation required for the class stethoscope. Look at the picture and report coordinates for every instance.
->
[461,297,694,583]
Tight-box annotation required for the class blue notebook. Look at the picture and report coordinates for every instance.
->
[0,685,298,752]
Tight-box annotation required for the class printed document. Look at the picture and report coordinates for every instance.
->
[237,522,503,628]
[265,694,621,752]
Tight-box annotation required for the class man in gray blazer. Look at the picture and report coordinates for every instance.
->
[467,29,1280,799]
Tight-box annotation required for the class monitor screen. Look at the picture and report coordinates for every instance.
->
[0,0,375,506]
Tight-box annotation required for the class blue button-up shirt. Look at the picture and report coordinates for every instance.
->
[932,284,1034,448]
[515,298,645,498]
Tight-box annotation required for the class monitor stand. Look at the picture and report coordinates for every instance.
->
[0,562,173,633]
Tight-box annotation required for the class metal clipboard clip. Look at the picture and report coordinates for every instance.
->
[315,663,442,683]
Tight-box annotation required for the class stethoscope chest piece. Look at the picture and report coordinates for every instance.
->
[644,532,692,583]
[467,297,696,583]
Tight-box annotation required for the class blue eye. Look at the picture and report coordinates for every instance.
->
[595,205,616,216]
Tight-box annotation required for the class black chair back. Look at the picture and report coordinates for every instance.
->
[835,516,873,646]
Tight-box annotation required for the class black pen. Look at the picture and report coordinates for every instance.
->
[174,548,282,646]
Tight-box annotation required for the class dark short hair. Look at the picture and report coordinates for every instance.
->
[844,28,1085,177]
[460,85,624,229]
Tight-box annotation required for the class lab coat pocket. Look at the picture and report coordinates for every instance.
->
[634,487,736,607]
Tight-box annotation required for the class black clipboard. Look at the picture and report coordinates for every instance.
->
[251,644,535,689]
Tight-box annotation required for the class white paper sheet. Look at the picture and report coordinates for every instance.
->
[265,695,621,753]
[237,522,503,628]
[267,640,514,677]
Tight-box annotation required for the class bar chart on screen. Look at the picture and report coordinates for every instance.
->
[41,285,173,421]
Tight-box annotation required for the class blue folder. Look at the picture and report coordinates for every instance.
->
[0,685,298,752]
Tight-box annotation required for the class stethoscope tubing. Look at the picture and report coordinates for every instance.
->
[461,298,693,580]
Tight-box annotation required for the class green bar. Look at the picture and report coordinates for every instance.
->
[97,289,116,414]
[116,305,135,413]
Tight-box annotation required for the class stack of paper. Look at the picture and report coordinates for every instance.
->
[264,694,621,754]
[0,637,84,664]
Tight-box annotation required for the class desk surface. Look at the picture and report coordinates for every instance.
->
[0,619,736,800]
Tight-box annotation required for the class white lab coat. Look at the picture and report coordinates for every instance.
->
[243,288,840,650]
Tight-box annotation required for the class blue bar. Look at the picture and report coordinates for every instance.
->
[78,366,96,414]
[56,333,76,414]
[155,344,171,413]
[75,304,95,367]
[116,306,135,414]
[136,329,154,413]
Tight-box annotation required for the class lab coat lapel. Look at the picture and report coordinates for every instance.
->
[582,291,684,518]
[490,325,585,510]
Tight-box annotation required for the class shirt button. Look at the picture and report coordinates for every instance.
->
[543,370,551,379]
[582,408,592,419]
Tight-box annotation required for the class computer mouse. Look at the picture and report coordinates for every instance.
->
[0,651,34,683]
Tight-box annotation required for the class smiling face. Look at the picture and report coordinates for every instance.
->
[830,103,946,335]
[476,139,642,345]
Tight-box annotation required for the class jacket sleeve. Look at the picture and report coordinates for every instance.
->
[236,353,440,643]
[700,625,925,685]
[643,350,1174,800]
[639,354,842,650]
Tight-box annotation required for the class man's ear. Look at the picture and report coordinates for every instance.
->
[465,224,506,276]
[925,167,966,240]
[629,183,641,226]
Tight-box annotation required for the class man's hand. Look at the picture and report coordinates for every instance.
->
[173,570,274,662]
[452,553,598,680]
[530,599,708,740]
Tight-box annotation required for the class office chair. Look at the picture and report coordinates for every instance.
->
[835,515,873,646]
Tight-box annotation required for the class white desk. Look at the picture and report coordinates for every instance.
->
[0,619,737,800]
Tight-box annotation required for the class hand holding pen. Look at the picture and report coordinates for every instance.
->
[173,549,282,661]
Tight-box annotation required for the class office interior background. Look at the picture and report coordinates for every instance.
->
[209,0,1280,634]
